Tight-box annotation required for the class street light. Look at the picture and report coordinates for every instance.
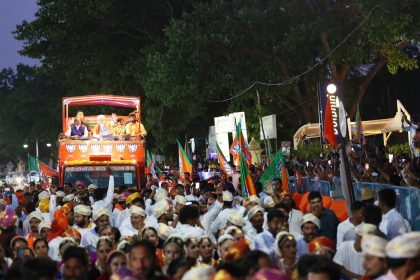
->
[326,83,337,94]
[23,144,29,149]
[46,143,52,147]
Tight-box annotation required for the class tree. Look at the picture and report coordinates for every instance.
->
[0,65,65,160]
[140,0,420,151]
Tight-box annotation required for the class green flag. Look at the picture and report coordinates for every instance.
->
[259,149,284,190]
[28,154,39,172]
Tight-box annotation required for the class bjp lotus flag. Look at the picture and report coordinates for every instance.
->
[230,120,252,165]
[177,140,192,182]
[323,95,337,146]
[240,150,256,197]
[216,143,234,176]
[146,150,156,177]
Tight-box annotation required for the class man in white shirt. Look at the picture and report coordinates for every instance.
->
[91,167,114,213]
[210,191,237,239]
[337,201,364,246]
[334,223,377,279]
[80,208,110,252]
[120,206,147,237]
[377,189,410,240]
[361,235,388,279]
[252,209,288,262]
[72,204,94,236]
[175,205,205,239]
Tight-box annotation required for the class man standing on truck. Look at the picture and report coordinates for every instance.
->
[65,117,88,138]
[126,112,147,138]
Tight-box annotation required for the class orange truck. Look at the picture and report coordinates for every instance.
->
[58,95,145,189]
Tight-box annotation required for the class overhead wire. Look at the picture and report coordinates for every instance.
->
[198,4,380,103]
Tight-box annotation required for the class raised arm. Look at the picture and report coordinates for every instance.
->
[104,166,115,206]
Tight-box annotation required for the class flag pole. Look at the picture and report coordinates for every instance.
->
[256,90,271,163]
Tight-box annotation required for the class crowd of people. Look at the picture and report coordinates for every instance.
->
[0,163,419,280]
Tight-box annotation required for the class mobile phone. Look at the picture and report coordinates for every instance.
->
[388,154,393,163]
[365,163,370,170]
[306,161,309,167]
[195,182,200,189]
[328,160,332,165]
[185,201,192,205]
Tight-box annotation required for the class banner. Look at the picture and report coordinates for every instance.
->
[259,149,285,190]
[28,154,39,172]
[240,151,256,197]
[320,82,342,144]
[323,96,337,146]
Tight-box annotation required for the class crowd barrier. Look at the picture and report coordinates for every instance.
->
[287,176,420,231]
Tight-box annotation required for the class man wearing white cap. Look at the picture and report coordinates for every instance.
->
[209,191,237,239]
[244,206,265,239]
[80,207,110,252]
[361,235,388,279]
[296,213,321,257]
[25,211,44,248]
[377,232,420,280]
[174,195,187,214]
[73,204,94,236]
[120,205,147,237]
[334,223,377,279]
[38,220,52,240]
[200,186,223,237]
[91,166,114,213]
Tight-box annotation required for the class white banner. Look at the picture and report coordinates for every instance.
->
[216,132,230,161]
[260,114,277,140]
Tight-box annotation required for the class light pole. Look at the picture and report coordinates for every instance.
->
[23,137,52,159]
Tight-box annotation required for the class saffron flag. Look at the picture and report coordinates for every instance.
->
[230,120,252,166]
[259,149,287,191]
[177,140,193,182]
[216,143,234,176]
[240,150,256,197]
[323,95,337,146]
[355,103,365,144]
[39,161,58,189]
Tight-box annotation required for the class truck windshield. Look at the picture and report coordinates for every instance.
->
[64,165,138,188]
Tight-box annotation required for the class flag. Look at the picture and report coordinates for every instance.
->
[28,154,39,172]
[230,120,252,166]
[177,140,193,182]
[153,154,163,176]
[185,140,193,162]
[259,149,287,191]
[355,102,365,144]
[39,161,58,189]
[216,143,234,176]
[323,95,337,146]
[146,150,156,177]
[240,151,256,197]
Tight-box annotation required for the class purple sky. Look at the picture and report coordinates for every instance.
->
[0,0,39,70]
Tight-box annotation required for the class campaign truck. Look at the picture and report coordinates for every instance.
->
[58,95,146,189]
